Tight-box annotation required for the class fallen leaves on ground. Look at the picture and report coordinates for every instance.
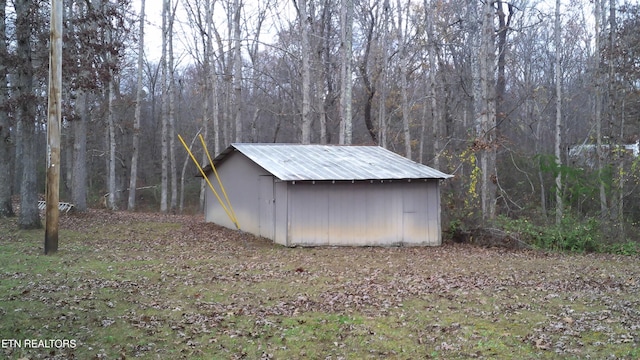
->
[0,210,638,359]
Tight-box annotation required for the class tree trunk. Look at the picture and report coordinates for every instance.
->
[320,5,335,145]
[339,0,353,145]
[295,0,312,144]
[199,0,217,210]
[426,0,440,168]
[475,0,497,222]
[495,1,513,133]
[358,4,378,143]
[377,0,390,148]
[16,0,41,229]
[221,14,233,148]
[168,0,177,212]
[72,90,88,211]
[160,0,169,213]
[594,0,607,217]
[397,0,411,159]
[233,0,243,142]
[247,3,265,142]
[419,93,427,164]
[100,0,117,211]
[533,99,546,217]
[128,0,145,211]
[107,68,117,210]
[361,78,376,143]
[609,0,623,237]
[617,93,625,238]
[554,0,563,225]
[0,0,14,218]
[180,130,200,213]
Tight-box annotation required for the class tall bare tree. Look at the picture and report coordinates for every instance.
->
[609,0,623,235]
[72,89,88,211]
[425,0,441,168]
[182,0,216,209]
[205,0,219,207]
[495,0,513,131]
[16,0,42,229]
[106,66,117,210]
[396,0,412,159]
[168,0,178,212]
[0,0,14,218]
[208,3,220,156]
[128,0,145,211]
[232,0,243,142]
[314,0,335,145]
[160,0,170,212]
[105,1,117,211]
[593,0,607,217]
[475,0,497,221]
[293,0,312,144]
[339,0,353,145]
[356,1,378,144]
[247,0,268,143]
[69,0,91,213]
[377,0,390,148]
[554,0,563,225]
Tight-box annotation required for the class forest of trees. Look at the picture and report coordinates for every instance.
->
[1,0,639,244]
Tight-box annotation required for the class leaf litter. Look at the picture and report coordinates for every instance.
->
[0,210,639,359]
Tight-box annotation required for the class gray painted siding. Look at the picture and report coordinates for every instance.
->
[401,181,440,246]
[288,183,330,245]
[274,181,288,246]
[205,152,270,234]
[286,180,441,246]
[258,176,275,239]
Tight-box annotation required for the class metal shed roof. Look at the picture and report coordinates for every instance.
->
[211,143,452,181]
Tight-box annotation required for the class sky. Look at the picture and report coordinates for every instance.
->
[133,0,165,62]
[130,0,294,64]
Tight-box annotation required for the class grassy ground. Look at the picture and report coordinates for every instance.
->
[1,210,639,359]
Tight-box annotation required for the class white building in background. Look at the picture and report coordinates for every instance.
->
[568,140,640,168]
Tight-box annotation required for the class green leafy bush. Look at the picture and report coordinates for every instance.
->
[497,215,601,253]
[604,241,640,255]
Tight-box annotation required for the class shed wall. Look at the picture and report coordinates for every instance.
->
[273,181,288,246]
[287,180,441,246]
[205,152,270,234]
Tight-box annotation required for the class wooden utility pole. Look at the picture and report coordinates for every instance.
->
[45,0,62,254]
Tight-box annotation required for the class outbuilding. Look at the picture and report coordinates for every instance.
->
[202,143,452,247]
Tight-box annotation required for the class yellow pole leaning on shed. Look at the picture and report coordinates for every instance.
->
[177,134,240,229]
[198,134,239,226]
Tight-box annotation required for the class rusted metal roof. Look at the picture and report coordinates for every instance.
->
[211,143,452,181]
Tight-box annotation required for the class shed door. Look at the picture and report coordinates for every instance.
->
[402,186,427,245]
[258,176,275,239]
